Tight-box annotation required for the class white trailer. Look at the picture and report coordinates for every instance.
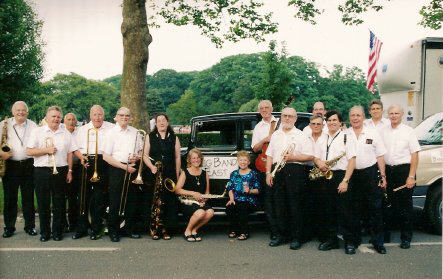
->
[378,37,443,127]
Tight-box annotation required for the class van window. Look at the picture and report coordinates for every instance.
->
[194,120,236,150]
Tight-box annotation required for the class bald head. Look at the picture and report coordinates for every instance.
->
[313,102,325,117]
[11,101,29,124]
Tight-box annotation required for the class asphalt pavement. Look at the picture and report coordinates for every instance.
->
[0,216,441,279]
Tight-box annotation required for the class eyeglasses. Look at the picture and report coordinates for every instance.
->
[310,122,322,126]
[281,114,296,118]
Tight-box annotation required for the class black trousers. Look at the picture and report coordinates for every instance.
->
[302,166,323,241]
[273,164,305,241]
[108,165,147,235]
[350,165,384,246]
[226,201,255,234]
[76,156,106,234]
[63,162,80,230]
[259,171,278,236]
[2,159,35,231]
[386,164,413,242]
[34,166,68,237]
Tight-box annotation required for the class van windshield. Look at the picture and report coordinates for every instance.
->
[415,112,443,145]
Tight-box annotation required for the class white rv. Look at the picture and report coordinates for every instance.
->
[378,37,443,127]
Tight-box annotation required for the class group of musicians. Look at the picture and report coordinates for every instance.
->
[0,99,420,254]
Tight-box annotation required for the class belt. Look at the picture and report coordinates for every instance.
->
[387,163,410,168]
[8,158,33,165]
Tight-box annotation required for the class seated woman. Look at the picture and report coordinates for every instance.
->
[175,148,214,242]
[226,151,261,240]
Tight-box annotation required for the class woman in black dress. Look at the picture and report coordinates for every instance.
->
[143,113,181,240]
[175,148,214,242]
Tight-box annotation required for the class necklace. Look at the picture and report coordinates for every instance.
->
[195,175,200,186]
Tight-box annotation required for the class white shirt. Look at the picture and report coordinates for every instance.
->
[364,118,390,132]
[266,127,314,164]
[380,123,421,166]
[251,116,278,148]
[103,124,142,163]
[347,127,386,170]
[27,125,78,167]
[303,120,328,136]
[306,132,326,167]
[315,130,356,171]
[76,121,114,155]
[0,118,37,161]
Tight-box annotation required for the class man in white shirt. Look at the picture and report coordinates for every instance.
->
[103,107,143,242]
[27,106,78,242]
[303,101,328,135]
[62,112,79,233]
[72,105,114,240]
[251,100,278,240]
[265,107,314,250]
[348,106,387,254]
[380,104,421,249]
[0,101,38,238]
[364,99,390,131]
[313,110,356,254]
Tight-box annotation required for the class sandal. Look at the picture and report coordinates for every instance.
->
[237,233,248,240]
[193,233,202,242]
[184,234,195,242]
[228,231,236,238]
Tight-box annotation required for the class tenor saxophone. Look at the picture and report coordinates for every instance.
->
[309,151,346,180]
[0,116,11,177]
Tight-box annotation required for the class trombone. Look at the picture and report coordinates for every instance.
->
[119,129,146,217]
[79,128,100,216]
[45,137,58,175]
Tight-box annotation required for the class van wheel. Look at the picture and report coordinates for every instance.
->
[425,186,442,235]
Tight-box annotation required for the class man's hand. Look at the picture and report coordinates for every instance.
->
[46,146,57,155]
[226,200,236,206]
[266,173,273,186]
[338,181,348,193]
[127,163,137,174]
[379,177,387,189]
[316,160,329,172]
[405,177,416,188]
[66,171,73,183]
[0,150,13,160]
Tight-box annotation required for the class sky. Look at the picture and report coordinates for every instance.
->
[33,0,442,81]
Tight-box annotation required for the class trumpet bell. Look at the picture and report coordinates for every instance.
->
[164,178,176,192]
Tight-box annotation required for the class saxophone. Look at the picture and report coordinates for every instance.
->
[0,116,11,177]
[150,161,176,238]
[309,151,346,181]
[178,188,227,206]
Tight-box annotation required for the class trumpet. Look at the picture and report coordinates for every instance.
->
[45,137,58,175]
[119,129,146,217]
[79,128,100,216]
[271,143,296,178]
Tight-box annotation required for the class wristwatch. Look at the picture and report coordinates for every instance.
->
[408,175,415,179]
[265,171,271,175]
[342,178,349,183]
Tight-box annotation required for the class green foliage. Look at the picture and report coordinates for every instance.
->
[256,41,293,111]
[167,90,201,125]
[103,75,122,91]
[28,73,120,122]
[146,89,166,117]
[0,0,44,116]
[239,99,260,112]
[150,0,278,47]
[419,0,442,30]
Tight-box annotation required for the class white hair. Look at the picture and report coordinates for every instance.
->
[257,100,273,111]
[387,104,404,114]
[11,101,28,113]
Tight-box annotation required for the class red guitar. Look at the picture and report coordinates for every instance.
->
[255,120,276,172]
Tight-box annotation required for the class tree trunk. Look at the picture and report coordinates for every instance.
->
[121,0,152,131]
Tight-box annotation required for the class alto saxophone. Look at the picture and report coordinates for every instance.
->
[0,116,11,177]
[178,188,227,206]
[309,151,346,180]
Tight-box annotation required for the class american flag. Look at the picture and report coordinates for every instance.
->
[367,31,383,93]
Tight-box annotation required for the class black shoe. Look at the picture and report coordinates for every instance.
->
[72,232,87,239]
[40,235,50,242]
[344,244,356,255]
[289,240,302,250]
[2,230,14,238]
[52,235,63,241]
[400,240,410,249]
[318,241,339,251]
[110,234,120,242]
[129,233,141,239]
[90,232,102,240]
[24,228,38,236]
[269,237,286,247]
[374,245,387,254]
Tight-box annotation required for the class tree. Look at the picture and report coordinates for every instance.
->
[146,89,166,117]
[122,0,440,128]
[167,90,201,124]
[0,0,44,116]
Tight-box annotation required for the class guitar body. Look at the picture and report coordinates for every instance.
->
[255,143,268,172]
